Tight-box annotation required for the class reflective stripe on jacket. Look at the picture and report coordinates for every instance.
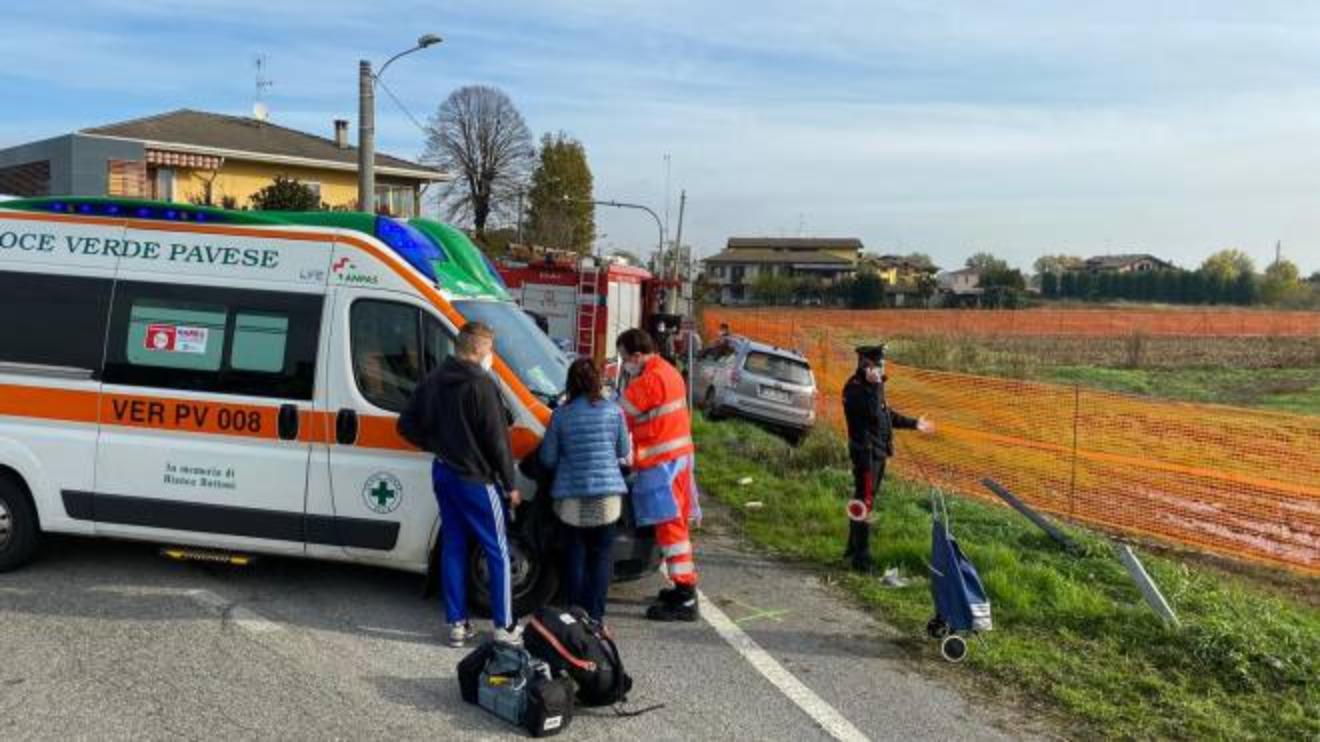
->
[621,354,694,469]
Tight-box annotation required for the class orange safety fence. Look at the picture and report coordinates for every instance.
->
[709,307,1320,338]
[702,310,1320,575]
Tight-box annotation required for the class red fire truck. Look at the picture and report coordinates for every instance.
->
[496,256,649,365]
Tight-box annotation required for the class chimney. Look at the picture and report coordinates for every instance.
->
[334,119,349,149]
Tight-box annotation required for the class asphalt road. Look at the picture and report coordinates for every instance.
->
[0,515,1044,741]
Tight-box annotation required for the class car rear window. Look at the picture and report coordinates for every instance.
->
[743,351,812,386]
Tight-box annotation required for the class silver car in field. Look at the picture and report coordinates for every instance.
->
[694,337,817,442]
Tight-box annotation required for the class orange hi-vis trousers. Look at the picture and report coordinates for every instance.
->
[655,457,698,587]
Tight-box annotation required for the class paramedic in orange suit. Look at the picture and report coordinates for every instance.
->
[615,328,700,622]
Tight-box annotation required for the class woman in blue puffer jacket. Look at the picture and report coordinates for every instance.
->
[539,358,631,621]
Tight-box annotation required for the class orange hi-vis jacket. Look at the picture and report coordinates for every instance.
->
[620,355,694,469]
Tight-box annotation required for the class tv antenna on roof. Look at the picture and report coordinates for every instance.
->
[253,54,273,121]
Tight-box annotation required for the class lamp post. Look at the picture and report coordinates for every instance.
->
[566,197,664,274]
[358,33,442,214]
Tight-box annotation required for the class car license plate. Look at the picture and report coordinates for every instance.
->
[759,386,791,403]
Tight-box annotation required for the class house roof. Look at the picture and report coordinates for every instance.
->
[1083,253,1172,269]
[863,253,938,271]
[82,109,445,181]
[726,237,863,251]
[703,248,856,265]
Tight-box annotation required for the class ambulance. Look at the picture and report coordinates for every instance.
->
[0,197,657,613]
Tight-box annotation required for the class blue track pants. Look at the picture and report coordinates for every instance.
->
[432,459,513,628]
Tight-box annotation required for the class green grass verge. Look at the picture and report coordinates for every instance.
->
[694,416,1320,741]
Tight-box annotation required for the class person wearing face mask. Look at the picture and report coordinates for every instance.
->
[842,344,934,574]
[615,328,701,621]
[398,321,523,648]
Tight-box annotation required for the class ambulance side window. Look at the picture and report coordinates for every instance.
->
[0,271,113,376]
[421,314,453,374]
[104,281,322,400]
[349,304,454,412]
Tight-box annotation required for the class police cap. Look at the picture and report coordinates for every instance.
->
[855,344,887,365]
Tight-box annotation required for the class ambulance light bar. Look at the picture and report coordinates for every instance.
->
[34,199,235,223]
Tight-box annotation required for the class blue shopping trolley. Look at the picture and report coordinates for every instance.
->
[925,489,993,662]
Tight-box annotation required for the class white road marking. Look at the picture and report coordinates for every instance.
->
[699,588,870,742]
[357,626,435,639]
[186,589,282,634]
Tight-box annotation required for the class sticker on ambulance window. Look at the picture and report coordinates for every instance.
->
[145,324,210,354]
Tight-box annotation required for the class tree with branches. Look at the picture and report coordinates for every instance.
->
[525,132,595,253]
[423,85,535,238]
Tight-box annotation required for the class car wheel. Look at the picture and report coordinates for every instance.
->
[0,476,39,573]
[468,531,560,619]
[703,388,723,419]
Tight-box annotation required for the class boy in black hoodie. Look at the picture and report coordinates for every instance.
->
[398,321,523,647]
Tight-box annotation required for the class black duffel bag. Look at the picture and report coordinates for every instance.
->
[525,606,633,707]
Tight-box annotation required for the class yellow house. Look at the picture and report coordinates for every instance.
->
[861,254,936,286]
[0,109,446,216]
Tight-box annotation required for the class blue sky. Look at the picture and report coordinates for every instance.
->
[3,0,1320,273]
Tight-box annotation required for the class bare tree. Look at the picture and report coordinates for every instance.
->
[423,86,534,237]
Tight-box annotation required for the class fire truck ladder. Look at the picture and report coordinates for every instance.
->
[576,259,602,362]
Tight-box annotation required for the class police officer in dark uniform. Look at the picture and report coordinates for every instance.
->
[842,344,934,572]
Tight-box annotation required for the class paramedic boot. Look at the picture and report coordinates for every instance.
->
[646,585,698,622]
[655,585,686,604]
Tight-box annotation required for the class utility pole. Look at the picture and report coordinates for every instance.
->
[357,60,375,213]
[357,34,442,214]
[672,190,687,282]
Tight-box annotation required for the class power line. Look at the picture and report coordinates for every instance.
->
[374,76,431,136]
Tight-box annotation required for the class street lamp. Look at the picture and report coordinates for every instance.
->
[358,34,443,213]
[565,197,665,275]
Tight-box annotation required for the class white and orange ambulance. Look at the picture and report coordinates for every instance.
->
[0,197,656,612]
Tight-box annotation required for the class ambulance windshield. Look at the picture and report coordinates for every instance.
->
[454,300,568,403]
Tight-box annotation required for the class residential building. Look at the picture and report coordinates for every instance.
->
[1081,254,1173,274]
[703,237,862,304]
[938,268,984,306]
[0,109,445,216]
[860,254,937,285]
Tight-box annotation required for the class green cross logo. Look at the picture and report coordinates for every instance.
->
[362,473,404,514]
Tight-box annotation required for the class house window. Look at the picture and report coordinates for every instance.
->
[108,160,147,197]
[374,184,416,218]
[731,266,746,283]
[152,167,175,201]
[0,160,51,197]
[304,182,323,204]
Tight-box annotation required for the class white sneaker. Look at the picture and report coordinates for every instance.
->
[448,622,475,648]
[493,624,524,647]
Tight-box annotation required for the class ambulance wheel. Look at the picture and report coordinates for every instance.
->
[0,476,40,573]
[926,616,949,639]
[468,533,559,619]
[940,635,968,663]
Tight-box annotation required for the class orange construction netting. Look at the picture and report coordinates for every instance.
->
[707,306,1320,338]
[702,309,1320,575]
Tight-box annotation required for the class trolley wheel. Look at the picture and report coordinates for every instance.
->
[926,616,949,639]
[940,635,968,663]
